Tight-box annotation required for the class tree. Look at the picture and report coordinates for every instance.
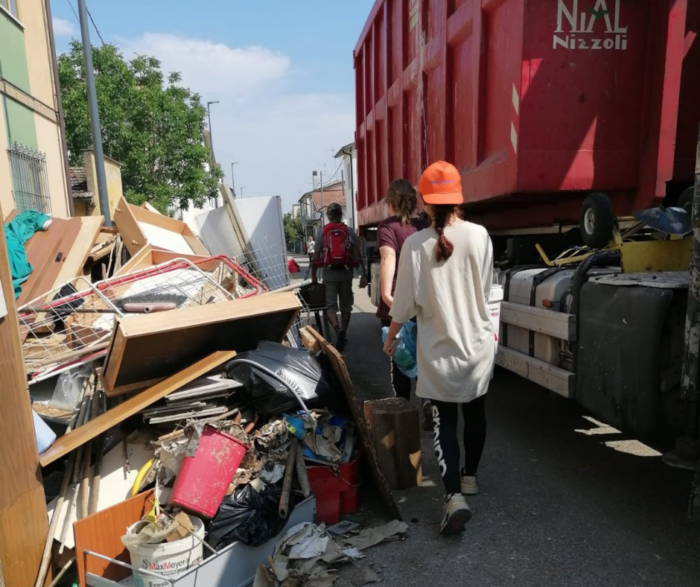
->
[58,41,222,214]
[283,213,303,248]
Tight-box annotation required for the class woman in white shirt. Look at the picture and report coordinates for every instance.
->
[383,161,495,536]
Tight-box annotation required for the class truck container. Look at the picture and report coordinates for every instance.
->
[354,0,700,235]
[355,0,700,449]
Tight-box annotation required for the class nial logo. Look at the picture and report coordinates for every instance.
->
[554,0,628,51]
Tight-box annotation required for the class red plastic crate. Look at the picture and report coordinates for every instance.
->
[307,454,361,524]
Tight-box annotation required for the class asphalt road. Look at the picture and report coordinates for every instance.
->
[291,258,700,586]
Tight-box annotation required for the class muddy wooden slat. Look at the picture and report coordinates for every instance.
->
[301,326,402,520]
[0,209,49,587]
[39,351,237,467]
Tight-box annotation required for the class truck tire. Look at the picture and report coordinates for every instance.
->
[580,192,615,249]
[676,187,694,214]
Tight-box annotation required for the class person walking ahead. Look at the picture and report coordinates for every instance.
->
[312,202,366,351]
[383,161,495,536]
[376,179,431,429]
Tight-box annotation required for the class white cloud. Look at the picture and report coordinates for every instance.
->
[115,33,354,211]
[118,33,290,98]
[52,17,76,37]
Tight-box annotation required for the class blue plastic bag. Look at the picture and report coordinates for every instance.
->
[382,322,418,379]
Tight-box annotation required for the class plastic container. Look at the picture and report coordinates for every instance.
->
[125,515,204,587]
[488,285,504,351]
[307,454,361,523]
[32,409,56,455]
[170,426,248,519]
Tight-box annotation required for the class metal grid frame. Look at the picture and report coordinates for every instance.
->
[7,141,52,214]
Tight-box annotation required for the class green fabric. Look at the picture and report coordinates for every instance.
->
[4,210,51,299]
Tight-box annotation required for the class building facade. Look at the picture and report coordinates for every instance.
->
[0,0,71,218]
[334,142,358,231]
[298,180,345,238]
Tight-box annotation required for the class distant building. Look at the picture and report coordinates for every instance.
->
[334,143,357,231]
[291,203,301,220]
[0,0,72,217]
[70,150,124,218]
[298,180,345,238]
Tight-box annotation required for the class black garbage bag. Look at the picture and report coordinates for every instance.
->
[207,484,294,549]
[226,342,339,416]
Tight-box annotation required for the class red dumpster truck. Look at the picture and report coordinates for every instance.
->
[355,0,700,446]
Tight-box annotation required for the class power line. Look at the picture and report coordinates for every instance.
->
[87,5,105,46]
[65,0,79,24]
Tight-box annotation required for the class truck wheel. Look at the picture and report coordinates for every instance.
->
[580,192,615,249]
[677,187,694,214]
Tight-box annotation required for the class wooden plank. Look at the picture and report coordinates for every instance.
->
[52,216,105,289]
[0,209,48,586]
[74,490,154,587]
[500,301,577,341]
[496,346,574,398]
[304,326,402,520]
[102,292,300,396]
[0,486,49,587]
[129,201,210,256]
[39,351,237,466]
[112,197,147,257]
[17,217,82,306]
[113,243,154,276]
[299,327,321,354]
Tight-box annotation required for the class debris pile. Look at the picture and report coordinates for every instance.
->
[3,197,401,587]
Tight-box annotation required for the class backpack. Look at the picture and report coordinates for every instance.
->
[321,222,356,268]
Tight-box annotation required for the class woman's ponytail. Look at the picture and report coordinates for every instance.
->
[433,205,454,262]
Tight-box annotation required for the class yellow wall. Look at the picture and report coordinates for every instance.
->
[19,0,56,108]
[0,0,71,217]
[35,114,69,217]
[82,150,124,218]
[0,105,13,217]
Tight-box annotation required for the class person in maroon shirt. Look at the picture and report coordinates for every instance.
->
[376,179,432,429]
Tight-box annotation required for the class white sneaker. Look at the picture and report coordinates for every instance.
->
[439,494,472,536]
[461,475,479,496]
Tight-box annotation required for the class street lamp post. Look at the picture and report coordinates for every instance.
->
[206,101,219,167]
[240,187,245,198]
[230,162,239,198]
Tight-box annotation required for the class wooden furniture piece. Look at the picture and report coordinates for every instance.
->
[0,209,49,587]
[74,489,154,587]
[101,292,300,396]
[364,398,422,490]
[113,197,209,257]
[39,351,237,467]
[114,244,210,277]
[300,326,402,520]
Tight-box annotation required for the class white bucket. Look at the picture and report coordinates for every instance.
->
[125,515,204,587]
[488,285,504,351]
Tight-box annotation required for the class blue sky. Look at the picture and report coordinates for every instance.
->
[50,0,375,210]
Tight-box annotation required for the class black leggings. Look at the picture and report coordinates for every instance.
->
[432,395,487,495]
[381,320,412,400]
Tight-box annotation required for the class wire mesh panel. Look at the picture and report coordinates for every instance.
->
[19,257,262,383]
[7,142,52,214]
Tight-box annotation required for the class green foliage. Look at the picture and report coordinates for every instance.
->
[58,41,222,214]
[283,213,303,247]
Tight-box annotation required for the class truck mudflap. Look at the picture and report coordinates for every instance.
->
[576,282,679,437]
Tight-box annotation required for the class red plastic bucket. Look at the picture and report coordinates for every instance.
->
[170,426,248,519]
[307,454,361,523]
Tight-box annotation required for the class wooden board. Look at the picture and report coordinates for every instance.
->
[52,216,104,289]
[74,489,154,587]
[0,210,48,587]
[102,292,301,396]
[115,244,211,277]
[113,197,209,257]
[16,217,82,306]
[301,326,402,520]
[39,351,237,466]
[496,346,574,398]
[500,301,577,342]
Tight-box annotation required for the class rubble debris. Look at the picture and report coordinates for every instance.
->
[351,567,380,586]
[342,520,409,551]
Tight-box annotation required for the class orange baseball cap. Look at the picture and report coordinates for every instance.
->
[418,161,464,205]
